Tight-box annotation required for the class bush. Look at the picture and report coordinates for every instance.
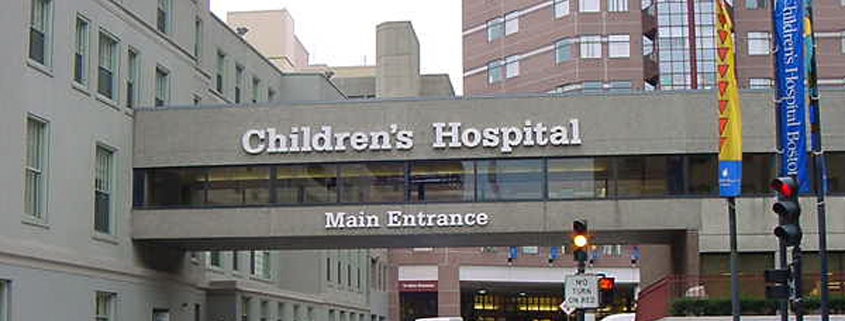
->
[670,296,845,316]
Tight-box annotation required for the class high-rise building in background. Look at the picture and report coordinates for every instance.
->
[462,0,845,94]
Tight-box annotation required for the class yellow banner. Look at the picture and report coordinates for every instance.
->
[715,0,742,162]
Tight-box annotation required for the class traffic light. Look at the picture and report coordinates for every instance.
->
[572,220,589,262]
[771,177,802,247]
[598,277,616,307]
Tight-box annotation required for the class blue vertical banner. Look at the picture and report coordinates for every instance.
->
[508,246,518,260]
[772,0,810,192]
[549,245,559,260]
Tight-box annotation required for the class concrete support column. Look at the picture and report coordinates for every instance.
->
[388,265,400,321]
[437,264,460,317]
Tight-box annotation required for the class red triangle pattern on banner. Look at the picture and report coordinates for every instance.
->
[719,30,729,44]
[718,48,729,62]
[719,137,727,151]
[719,64,729,78]
[719,118,728,134]
[719,100,729,114]
[719,81,729,96]
[718,13,727,27]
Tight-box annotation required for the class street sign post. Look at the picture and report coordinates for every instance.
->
[564,274,600,310]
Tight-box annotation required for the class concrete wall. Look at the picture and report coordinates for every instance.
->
[131,91,845,254]
[376,22,421,98]
[225,10,310,72]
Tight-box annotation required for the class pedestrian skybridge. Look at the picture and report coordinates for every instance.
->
[130,91,845,251]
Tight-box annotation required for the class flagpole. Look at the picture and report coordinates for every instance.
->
[770,0,789,319]
[804,0,830,319]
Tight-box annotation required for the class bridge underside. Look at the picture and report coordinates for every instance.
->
[136,230,690,251]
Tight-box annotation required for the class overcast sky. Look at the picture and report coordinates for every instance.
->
[210,0,464,94]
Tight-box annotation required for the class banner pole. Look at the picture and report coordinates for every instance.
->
[728,197,740,321]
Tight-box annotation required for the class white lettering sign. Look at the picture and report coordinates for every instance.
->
[564,274,600,309]
[241,119,581,155]
[324,211,490,229]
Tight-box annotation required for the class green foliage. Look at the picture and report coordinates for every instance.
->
[670,296,845,316]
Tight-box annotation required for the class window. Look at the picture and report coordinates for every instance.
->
[235,65,244,103]
[0,281,7,321]
[582,81,603,92]
[505,55,519,78]
[29,0,53,66]
[504,11,519,36]
[232,251,240,271]
[608,81,632,92]
[208,251,222,267]
[194,304,201,321]
[126,48,139,109]
[841,31,845,54]
[207,166,270,205]
[477,159,543,200]
[747,32,770,55]
[327,257,332,281]
[340,163,405,203]
[241,297,251,321]
[95,292,116,321]
[745,0,765,9]
[608,0,628,11]
[293,305,300,321]
[260,301,269,321]
[252,77,261,103]
[522,246,539,254]
[554,0,570,17]
[98,31,119,100]
[194,17,203,60]
[608,34,630,58]
[216,51,226,93]
[278,303,285,321]
[153,309,170,321]
[487,60,503,84]
[749,78,773,89]
[268,88,276,102]
[580,35,602,58]
[548,158,611,199]
[251,250,271,279]
[555,38,573,63]
[74,16,90,85]
[486,17,504,42]
[94,145,114,234]
[409,160,474,202]
[25,116,48,220]
[579,0,600,12]
[157,0,171,34]
[155,66,169,107]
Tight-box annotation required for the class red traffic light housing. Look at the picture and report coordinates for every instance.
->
[598,277,616,307]
[770,177,802,247]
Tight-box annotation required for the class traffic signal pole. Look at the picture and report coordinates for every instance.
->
[576,257,586,321]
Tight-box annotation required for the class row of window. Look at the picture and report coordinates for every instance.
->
[485,0,631,42]
[328,310,383,321]
[241,297,318,321]
[486,34,631,84]
[216,51,278,103]
[28,0,277,108]
[134,152,845,208]
[325,251,372,292]
[206,250,273,279]
[25,115,118,236]
[549,80,634,93]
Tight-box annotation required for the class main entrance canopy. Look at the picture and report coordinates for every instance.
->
[131,91,845,250]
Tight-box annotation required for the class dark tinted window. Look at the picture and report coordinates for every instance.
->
[547,158,611,199]
[146,168,206,206]
[276,164,337,204]
[477,159,543,200]
[409,160,475,202]
[207,167,270,205]
[340,163,405,203]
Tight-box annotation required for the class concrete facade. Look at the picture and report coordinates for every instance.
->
[131,90,845,249]
[1,0,385,320]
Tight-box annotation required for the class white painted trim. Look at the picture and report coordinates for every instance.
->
[398,265,439,281]
[463,0,554,36]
